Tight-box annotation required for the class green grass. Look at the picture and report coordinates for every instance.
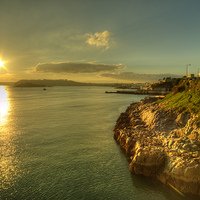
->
[158,80,200,117]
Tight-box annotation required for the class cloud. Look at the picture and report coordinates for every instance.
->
[100,72,182,82]
[86,31,111,49]
[34,62,126,74]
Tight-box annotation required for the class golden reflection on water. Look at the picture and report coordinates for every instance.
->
[0,86,19,190]
[0,86,10,125]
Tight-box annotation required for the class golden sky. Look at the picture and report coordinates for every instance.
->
[0,0,200,83]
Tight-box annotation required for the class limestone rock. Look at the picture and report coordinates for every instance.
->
[113,98,200,196]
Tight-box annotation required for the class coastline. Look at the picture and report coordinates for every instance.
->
[113,97,200,196]
[106,90,169,95]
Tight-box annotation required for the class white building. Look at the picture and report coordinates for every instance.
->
[187,74,195,78]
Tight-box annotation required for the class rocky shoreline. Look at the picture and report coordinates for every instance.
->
[114,97,200,196]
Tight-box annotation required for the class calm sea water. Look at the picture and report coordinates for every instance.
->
[0,86,199,200]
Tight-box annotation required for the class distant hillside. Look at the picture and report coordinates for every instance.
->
[0,82,14,86]
[15,82,46,87]
[14,79,113,87]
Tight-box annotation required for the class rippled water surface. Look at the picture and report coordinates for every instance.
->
[0,86,199,200]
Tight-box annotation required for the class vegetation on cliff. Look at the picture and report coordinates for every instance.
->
[159,79,200,116]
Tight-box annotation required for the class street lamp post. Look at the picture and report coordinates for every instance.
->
[186,64,191,77]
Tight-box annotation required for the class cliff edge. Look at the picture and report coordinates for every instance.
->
[114,81,200,196]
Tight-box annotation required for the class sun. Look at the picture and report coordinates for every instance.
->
[0,60,4,67]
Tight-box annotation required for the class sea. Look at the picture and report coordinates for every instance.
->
[0,86,199,200]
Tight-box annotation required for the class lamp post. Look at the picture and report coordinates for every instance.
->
[186,64,191,77]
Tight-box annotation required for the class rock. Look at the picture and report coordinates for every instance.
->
[113,99,200,196]
[130,148,166,176]
[176,112,190,127]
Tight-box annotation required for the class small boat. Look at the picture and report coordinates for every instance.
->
[43,88,46,90]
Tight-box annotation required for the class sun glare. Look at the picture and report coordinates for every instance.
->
[0,60,4,67]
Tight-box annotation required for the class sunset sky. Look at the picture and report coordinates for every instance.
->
[1,0,200,83]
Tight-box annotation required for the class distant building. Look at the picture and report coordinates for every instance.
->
[158,77,174,83]
[164,77,172,82]
[140,86,149,91]
[187,74,195,78]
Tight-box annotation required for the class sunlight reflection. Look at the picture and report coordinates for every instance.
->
[0,86,20,191]
[168,183,185,197]
[0,86,10,126]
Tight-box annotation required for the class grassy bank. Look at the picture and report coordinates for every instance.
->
[159,79,200,116]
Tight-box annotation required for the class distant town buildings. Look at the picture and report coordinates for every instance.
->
[158,77,177,83]
[139,77,178,94]
[115,82,147,89]
[114,74,200,95]
[185,74,200,80]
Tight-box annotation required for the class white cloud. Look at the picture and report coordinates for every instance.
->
[86,31,111,49]
[34,62,126,74]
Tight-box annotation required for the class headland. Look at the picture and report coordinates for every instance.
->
[114,79,200,196]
